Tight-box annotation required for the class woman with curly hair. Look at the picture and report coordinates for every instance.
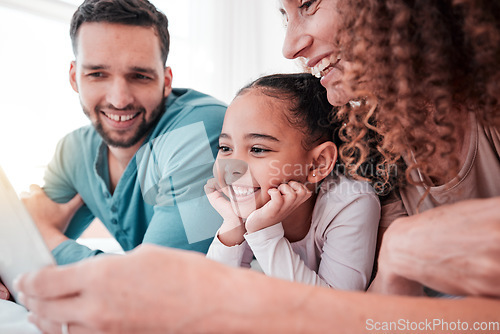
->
[281,0,500,299]
[16,1,500,333]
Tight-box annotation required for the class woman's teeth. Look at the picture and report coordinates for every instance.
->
[311,58,331,78]
[311,56,339,78]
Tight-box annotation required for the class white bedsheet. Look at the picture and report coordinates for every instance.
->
[0,299,40,334]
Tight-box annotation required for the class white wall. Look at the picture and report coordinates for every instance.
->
[0,0,299,192]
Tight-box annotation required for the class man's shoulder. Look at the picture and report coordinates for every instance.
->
[59,124,99,146]
[169,88,227,111]
[154,88,226,136]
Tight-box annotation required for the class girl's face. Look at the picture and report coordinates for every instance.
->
[280,0,354,106]
[215,91,312,219]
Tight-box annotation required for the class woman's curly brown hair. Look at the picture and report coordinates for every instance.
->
[330,0,500,193]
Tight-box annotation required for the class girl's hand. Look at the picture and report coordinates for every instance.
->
[204,178,240,222]
[204,178,246,246]
[245,181,312,233]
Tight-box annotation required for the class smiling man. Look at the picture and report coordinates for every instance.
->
[17,0,226,267]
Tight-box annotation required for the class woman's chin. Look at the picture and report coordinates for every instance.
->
[326,88,351,107]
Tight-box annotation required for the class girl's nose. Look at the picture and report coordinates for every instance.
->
[215,159,249,185]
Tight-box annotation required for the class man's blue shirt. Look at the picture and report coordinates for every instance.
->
[44,88,226,265]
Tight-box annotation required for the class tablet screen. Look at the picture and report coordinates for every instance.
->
[0,167,55,304]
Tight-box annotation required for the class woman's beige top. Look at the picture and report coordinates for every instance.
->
[380,112,500,227]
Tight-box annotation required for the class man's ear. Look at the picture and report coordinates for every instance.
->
[69,61,79,93]
[163,66,173,97]
[307,141,337,183]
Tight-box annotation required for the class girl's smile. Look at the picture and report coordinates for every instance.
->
[214,90,312,218]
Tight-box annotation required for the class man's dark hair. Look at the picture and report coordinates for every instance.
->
[70,0,170,64]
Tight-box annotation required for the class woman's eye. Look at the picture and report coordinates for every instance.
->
[299,0,318,12]
[279,8,289,27]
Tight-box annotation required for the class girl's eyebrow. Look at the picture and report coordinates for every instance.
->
[246,133,280,142]
[219,133,280,142]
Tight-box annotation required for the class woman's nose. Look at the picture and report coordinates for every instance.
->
[282,20,312,59]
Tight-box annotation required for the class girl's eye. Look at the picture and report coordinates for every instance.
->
[250,147,270,154]
[218,145,231,153]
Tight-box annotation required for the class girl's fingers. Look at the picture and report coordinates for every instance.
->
[204,178,218,195]
[288,181,312,201]
[277,181,311,204]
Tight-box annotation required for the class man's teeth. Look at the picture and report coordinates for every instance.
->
[232,186,257,197]
[104,113,136,122]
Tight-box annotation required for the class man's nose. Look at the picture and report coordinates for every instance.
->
[106,78,134,109]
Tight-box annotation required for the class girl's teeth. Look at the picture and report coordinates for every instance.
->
[232,186,256,196]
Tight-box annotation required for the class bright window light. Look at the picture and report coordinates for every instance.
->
[0,0,297,193]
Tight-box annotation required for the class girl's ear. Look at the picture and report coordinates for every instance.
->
[307,141,337,183]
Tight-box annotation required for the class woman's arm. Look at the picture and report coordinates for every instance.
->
[17,244,500,334]
[370,197,500,297]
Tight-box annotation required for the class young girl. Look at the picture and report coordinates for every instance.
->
[205,73,380,290]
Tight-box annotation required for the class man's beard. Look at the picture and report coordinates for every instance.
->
[83,98,166,148]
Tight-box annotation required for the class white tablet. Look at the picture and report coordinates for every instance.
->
[0,167,55,304]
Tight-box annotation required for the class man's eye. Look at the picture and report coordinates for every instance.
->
[135,74,151,80]
[88,72,104,78]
